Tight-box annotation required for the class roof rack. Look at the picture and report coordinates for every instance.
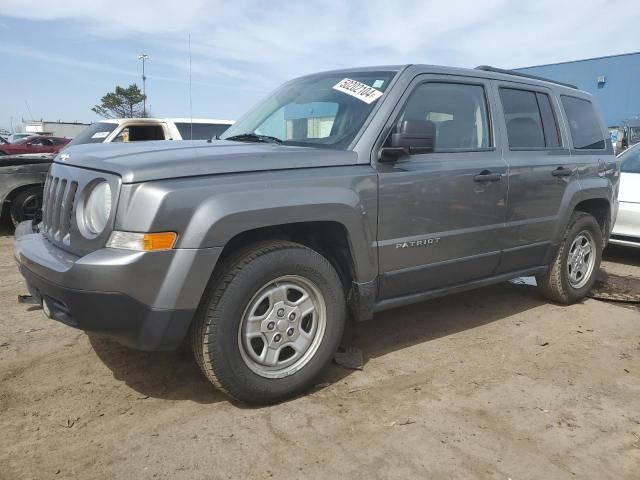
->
[474,65,578,89]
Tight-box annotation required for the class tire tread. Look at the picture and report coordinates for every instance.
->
[537,211,601,304]
[191,240,332,402]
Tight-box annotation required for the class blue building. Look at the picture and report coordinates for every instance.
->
[515,52,640,128]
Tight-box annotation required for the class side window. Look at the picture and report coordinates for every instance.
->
[621,147,640,173]
[128,125,165,141]
[500,88,560,149]
[175,122,231,140]
[112,127,130,143]
[561,96,605,150]
[113,125,165,142]
[397,82,491,151]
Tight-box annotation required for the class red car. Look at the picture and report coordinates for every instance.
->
[0,135,70,155]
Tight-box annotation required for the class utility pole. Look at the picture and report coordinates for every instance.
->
[138,54,149,117]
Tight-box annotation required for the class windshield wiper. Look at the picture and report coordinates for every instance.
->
[224,133,283,144]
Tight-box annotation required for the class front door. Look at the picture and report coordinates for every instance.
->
[376,76,508,300]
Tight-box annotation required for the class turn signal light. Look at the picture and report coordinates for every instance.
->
[107,231,177,251]
[142,232,177,251]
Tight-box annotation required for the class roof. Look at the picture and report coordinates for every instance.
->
[97,118,234,125]
[24,121,91,126]
[166,118,234,124]
[296,64,586,95]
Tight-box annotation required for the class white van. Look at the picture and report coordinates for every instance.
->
[67,118,234,146]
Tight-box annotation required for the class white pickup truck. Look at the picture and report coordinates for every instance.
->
[67,118,234,146]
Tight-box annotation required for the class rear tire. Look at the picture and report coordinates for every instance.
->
[10,186,43,227]
[536,211,603,304]
[191,240,346,404]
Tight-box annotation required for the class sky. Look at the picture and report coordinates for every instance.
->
[0,0,639,131]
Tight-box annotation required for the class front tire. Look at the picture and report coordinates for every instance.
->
[536,211,603,304]
[10,186,43,227]
[191,241,346,404]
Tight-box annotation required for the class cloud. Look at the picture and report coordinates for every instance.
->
[2,0,639,84]
[9,1,640,84]
[0,43,139,77]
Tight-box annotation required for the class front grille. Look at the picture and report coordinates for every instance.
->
[41,174,78,243]
[41,163,120,256]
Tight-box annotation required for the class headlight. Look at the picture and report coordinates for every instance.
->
[83,181,112,235]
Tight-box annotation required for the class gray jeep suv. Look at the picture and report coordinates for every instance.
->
[14,65,619,403]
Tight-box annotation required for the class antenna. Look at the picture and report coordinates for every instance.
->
[24,100,34,121]
[189,33,193,140]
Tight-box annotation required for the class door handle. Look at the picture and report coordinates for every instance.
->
[552,166,573,177]
[473,170,502,182]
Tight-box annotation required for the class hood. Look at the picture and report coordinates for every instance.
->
[55,140,359,183]
[619,172,640,203]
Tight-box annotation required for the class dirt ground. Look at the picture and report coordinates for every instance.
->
[1,224,639,480]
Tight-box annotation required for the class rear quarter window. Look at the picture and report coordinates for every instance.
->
[561,96,605,150]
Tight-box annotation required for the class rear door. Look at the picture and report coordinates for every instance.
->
[493,82,577,272]
[376,75,508,299]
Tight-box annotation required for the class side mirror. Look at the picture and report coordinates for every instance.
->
[379,119,435,162]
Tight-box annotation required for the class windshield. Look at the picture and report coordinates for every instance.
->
[621,145,640,173]
[66,122,117,147]
[17,136,38,144]
[221,71,397,149]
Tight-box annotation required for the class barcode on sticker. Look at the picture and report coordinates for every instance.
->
[333,78,383,104]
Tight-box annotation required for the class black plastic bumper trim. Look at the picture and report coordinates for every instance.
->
[20,264,195,351]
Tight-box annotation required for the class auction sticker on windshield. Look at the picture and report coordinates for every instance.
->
[333,78,383,104]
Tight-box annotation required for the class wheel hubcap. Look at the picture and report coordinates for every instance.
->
[238,275,326,379]
[567,230,596,289]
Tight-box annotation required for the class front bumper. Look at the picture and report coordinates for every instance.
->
[610,201,640,248]
[14,224,222,350]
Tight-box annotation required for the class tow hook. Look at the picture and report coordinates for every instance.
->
[17,294,40,306]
